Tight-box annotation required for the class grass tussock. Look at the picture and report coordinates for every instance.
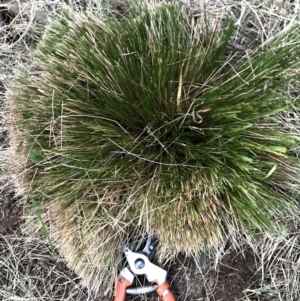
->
[8,0,300,295]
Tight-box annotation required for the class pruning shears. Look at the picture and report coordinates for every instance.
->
[113,236,176,301]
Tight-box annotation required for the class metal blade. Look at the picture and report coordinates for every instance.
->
[141,236,158,260]
[126,285,158,295]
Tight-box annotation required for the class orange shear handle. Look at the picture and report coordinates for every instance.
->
[156,282,176,301]
[113,275,132,301]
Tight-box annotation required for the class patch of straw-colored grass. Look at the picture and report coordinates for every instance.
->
[0,233,101,301]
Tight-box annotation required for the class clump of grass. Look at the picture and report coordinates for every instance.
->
[9,0,300,294]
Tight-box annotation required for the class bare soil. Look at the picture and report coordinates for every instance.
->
[0,185,20,232]
[206,248,257,301]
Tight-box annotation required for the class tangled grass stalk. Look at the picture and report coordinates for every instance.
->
[9,0,300,293]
